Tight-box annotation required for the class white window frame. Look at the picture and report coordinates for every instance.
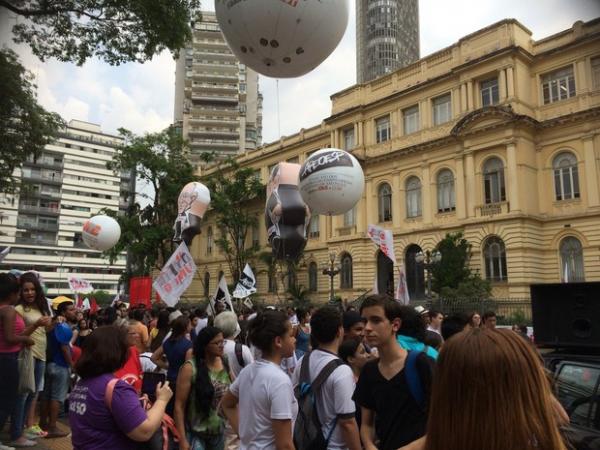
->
[343,127,355,150]
[308,215,320,238]
[592,56,600,91]
[378,183,392,222]
[541,66,576,105]
[375,115,391,143]
[483,158,506,204]
[432,93,452,126]
[402,105,419,135]
[560,237,585,282]
[343,206,356,227]
[480,77,499,107]
[553,152,580,201]
[484,237,508,282]
[406,177,422,218]
[437,169,456,213]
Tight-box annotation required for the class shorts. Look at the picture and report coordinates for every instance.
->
[40,362,70,402]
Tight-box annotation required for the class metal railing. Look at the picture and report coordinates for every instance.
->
[18,204,60,214]
[426,298,532,325]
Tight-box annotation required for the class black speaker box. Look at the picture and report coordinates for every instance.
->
[531,282,600,348]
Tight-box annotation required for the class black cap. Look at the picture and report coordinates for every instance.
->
[343,311,366,331]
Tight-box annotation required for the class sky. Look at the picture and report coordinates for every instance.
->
[1,0,599,145]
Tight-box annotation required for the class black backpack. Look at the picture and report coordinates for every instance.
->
[234,342,246,368]
[293,351,344,450]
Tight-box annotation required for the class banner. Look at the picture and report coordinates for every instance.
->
[210,274,234,315]
[68,275,94,294]
[367,224,396,265]
[233,264,257,299]
[395,267,410,305]
[130,276,152,308]
[152,242,197,307]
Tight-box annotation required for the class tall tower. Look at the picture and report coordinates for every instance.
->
[356,0,420,84]
[174,11,262,167]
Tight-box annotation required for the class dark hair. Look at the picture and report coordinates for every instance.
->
[131,308,145,322]
[310,306,342,346]
[359,294,400,322]
[169,315,190,340]
[18,272,51,315]
[0,273,20,301]
[193,326,223,416]
[518,324,528,335]
[397,305,426,342]
[296,308,309,322]
[338,338,362,365]
[428,309,442,320]
[98,306,117,326]
[482,311,497,322]
[441,313,469,341]
[247,310,289,354]
[56,300,74,317]
[150,310,172,351]
[423,330,443,350]
[467,311,481,327]
[75,326,129,378]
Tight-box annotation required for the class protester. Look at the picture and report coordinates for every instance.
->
[338,338,369,430]
[221,310,297,450]
[426,310,443,336]
[128,308,149,354]
[397,306,439,359]
[292,306,361,450]
[440,313,470,341]
[468,312,481,328]
[293,308,311,358]
[175,326,233,450]
[0,273,35,450]
[482,311,497,329]
[149,309,171,352]
[69,326,173,450]
[11,273,53,446]
[355,295,435,450]
[422,328,568,450]
[75,319,92,348]
[213,311,253,377]
[114,326,143,393]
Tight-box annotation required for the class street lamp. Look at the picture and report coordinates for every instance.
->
[322,251,340,303]
[415,250,442,298]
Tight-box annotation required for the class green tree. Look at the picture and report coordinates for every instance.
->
[102,126,196,277]
[0,48,63,194]
[202,156,264,284]
[1,0,201,65]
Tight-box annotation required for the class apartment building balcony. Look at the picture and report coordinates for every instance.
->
[14,236,57,246]
[18,204,60,216]
[193,39,229,50]
[193,83,238,93]
[22,171,63,184]
[191,92,238,103]
[24,188,62,200]
[188,128,239,138]
[193,61,238,72]
[194,49,236,60]
[193,72,239,84]
[188,116,240,125]
[190,105,239,117]
[17,219,59,232]
[190,139,239,149]
[24,158,63,170]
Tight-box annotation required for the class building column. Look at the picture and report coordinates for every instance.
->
[355,196,367,234]
[575,59,589,95]
[466,80,474,111]
[464,151,476,217]
[354,122,361,147]
[583,134,600,206]
[506,66,515,99]
[455,155,467,219]
[421,164,432,224]
[506,141,520,212]
[330,130,337,148]
[420,100,430,128]
[364,178,375,226]
[392,172,401,228]
[498,68,507,102]
[452,87,461,117]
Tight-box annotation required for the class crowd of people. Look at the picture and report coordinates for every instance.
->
[0,270,570,450]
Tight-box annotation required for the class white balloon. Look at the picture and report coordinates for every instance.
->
[299,149,364,216]
[82,215,121,251]
[215,0,350,78]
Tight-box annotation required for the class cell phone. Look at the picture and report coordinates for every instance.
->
[141,372,166,401]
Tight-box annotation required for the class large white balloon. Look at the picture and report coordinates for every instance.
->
[299,149,364,216]
[82,215,121,251]
[215,0,350,78]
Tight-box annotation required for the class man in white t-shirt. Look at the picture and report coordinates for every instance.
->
[214,311,254,377]
[292,306,361,450]
[427,309,444,336]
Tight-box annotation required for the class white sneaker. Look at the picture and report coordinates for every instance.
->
[0,443,16,450]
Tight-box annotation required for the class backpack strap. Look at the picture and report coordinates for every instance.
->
[404,350,424,410]
[104,378,119,411]
[298,351,312,385]
[310,357,344,443]
[235,342,245,368]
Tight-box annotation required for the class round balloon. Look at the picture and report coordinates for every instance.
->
[299,149,364,216]
[82,215,121,251]
[215,0,350,78]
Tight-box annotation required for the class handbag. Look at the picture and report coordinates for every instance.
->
[18,347,36,394]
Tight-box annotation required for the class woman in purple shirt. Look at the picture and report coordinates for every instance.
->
[69,326,173,450]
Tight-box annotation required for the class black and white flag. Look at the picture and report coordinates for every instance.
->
[233,264,257,299]
[210,274,234,315]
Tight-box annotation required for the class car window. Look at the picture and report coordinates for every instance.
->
[556,362,600,430]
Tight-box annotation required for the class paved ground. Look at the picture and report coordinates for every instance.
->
[1,420,72,450]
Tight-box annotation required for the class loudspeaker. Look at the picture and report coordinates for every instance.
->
[531,282,600,348]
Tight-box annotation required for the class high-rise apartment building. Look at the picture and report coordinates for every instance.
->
[0,120,134,295]
[174,11,262,166]
[356,0,420,83]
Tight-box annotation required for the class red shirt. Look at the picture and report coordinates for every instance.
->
[115,346,143,393]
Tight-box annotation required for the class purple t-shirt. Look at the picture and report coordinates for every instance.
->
[69,374,147,450]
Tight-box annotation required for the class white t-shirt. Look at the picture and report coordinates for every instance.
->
[250,345,297,378]
[230,359,298,450]
[292,350,356,450]
[139,352,158,373]
[194,317,208,335]
[223,339,254,377]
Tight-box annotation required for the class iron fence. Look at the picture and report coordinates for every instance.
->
[424,298,533,326]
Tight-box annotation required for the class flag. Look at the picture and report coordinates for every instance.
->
[233,264,257,299]
[89,297,98,314]
[367,225,396,265]
[0,246,10,263]
[212,274,234,314]
[395,267,410,305]
[243,297,254,309]
[68,276,94,294]
[152,242,197,307]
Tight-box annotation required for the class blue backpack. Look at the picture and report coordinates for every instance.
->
[405,350,426,410]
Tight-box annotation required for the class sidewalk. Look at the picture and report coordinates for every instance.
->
[1,420,72,450]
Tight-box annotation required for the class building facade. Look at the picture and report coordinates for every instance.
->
[188,19,600,304]
[174,11,263,166]
[0,120,133,295]
[356,0,420,83]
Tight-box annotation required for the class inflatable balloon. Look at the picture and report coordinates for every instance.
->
[299,149,364,216]
[215,0,350,78]
[265,162,309,261]
[82,215,121,251]
[173,182,211,247]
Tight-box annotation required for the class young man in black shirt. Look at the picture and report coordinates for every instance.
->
[353,295,434,450]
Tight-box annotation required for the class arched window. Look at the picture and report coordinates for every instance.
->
[203,272,210,299]
[560,237,584,282]
[206,227,213,255]
[340,253,353,289]
[378,183,392,222]
[406,176,422,218]
[553,152,580,201]
[287,264,297,290]
[437,169,455,212]
[483,158,506,204]
[308,262,318,292]
[483,237,508,282]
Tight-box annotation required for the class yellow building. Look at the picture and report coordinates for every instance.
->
[188,18,600,304]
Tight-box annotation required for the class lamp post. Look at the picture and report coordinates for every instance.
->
[322,251,340,303]
[415,250,442,299]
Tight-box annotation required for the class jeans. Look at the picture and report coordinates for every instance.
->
[0,352,19,432]
[40,362,70,402]
[11,358,46,439]
[187,431,225,450]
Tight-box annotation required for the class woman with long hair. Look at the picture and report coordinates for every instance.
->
[221,310,297,450]
[421,328,568,450]
[149,309,171,352]
[294,308,311,358]
[467,311,481,328]
[69,326,172,450]
[175,326,233,450]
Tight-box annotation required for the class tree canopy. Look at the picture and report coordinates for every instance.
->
[0,48,63,194]
[1,0,201,65]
